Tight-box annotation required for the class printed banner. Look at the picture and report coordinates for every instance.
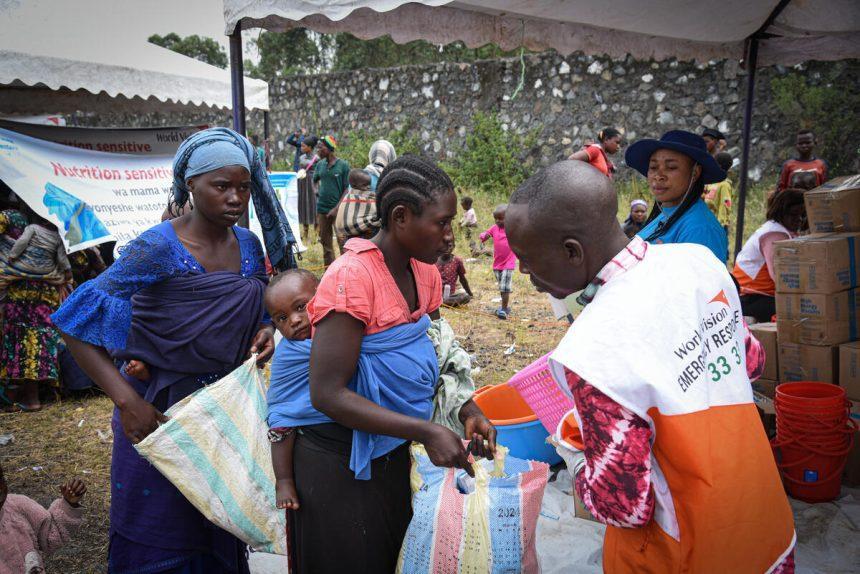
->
[248,172,306,253]
[0,127,173,253]
[0,119,205,155]
[0,128,305,257]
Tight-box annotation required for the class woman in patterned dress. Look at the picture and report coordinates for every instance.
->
[0,208,63,411]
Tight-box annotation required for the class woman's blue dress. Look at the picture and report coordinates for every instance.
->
[52,221,268,574]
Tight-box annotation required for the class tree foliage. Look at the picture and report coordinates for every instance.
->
[248,29,521,77]
[148,33,228,69]
[245,29,327,81]
[445,112,538,198]
[770,62,860,176]
[330,34,519,71]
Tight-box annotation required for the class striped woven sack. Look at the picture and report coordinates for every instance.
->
[396,443,548,574]
[335,187,380,238]
[135,356,286,555]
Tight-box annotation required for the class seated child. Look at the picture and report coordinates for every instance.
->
[0,463,86,573]
[480,204,517,319]
[265,268,320,511]
[1,216,71,299]
[436,238,473,307]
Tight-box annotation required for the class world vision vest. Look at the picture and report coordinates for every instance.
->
[732,220,792,297]
[550,243,795,573]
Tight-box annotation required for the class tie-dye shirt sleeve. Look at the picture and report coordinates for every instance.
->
[564,368,655,528]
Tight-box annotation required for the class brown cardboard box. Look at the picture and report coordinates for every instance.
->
[749,323,779,380]
[752,378,777,415]
[778,342,839,384]
[773,233,860,294]
[573,492,599,522]
[776,288,859,346]
[804,175,860,233]
[840,341,860,398]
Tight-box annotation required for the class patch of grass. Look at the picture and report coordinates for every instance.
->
[1,392,113,573]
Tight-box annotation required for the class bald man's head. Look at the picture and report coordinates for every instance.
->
[506,161,630,298]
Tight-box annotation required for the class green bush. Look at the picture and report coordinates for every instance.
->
[444,112,538,199]
[771,68,860,176]
[338,123,422,170]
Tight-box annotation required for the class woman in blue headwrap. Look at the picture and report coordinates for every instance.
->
[52,127,290,574]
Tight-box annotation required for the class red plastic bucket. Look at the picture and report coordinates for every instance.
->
[771,381,855,503]
[775,381,846,407]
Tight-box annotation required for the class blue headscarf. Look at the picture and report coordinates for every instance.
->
[173,127,296,271]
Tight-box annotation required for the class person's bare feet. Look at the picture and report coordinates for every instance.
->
[4,382,41,412]
[275,478,300,511]
[125,360,151,381]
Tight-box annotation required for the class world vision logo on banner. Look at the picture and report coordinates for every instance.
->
[674,291,743,393]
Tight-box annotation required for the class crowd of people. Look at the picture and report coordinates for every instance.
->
[0,120,832,574]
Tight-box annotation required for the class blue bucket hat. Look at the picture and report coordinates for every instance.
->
[625,130,726,184]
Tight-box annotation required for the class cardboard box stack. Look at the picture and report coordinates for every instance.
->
[772,175,860,485]
[749,323,778,420]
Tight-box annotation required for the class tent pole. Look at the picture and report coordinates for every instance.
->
[734,37,759,258]
[263,110,270,169]
[229,24,246,135]
[229,22,249,227]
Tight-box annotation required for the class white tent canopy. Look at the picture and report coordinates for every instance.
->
[0,4,269,115]
[222,0,860,252]
[224,0,860,66]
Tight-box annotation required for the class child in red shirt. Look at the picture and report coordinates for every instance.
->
[567,127,622,178]
[435,238,473,307]
[777,129,828,191]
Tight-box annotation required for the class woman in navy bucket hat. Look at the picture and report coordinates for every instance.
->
[626,130,728,262]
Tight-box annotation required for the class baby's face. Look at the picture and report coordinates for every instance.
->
[266,276,317,341]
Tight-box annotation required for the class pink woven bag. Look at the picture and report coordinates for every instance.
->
[507,353,575,434]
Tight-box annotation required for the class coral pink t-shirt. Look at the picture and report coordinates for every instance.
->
[308,238,442,335]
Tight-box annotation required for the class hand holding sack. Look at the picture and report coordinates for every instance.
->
[397,443,548,574]
[134,357,287,555]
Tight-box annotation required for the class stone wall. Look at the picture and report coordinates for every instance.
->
[74,52,856,182]
[267,53,854,181]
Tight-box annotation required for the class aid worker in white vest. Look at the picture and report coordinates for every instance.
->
[505,161,796,574]
[732,187,806,323]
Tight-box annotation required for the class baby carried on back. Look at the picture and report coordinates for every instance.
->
[268,314,438,480]
[0,214,70,300]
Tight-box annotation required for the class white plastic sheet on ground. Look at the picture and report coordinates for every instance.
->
[248,476,860,573]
